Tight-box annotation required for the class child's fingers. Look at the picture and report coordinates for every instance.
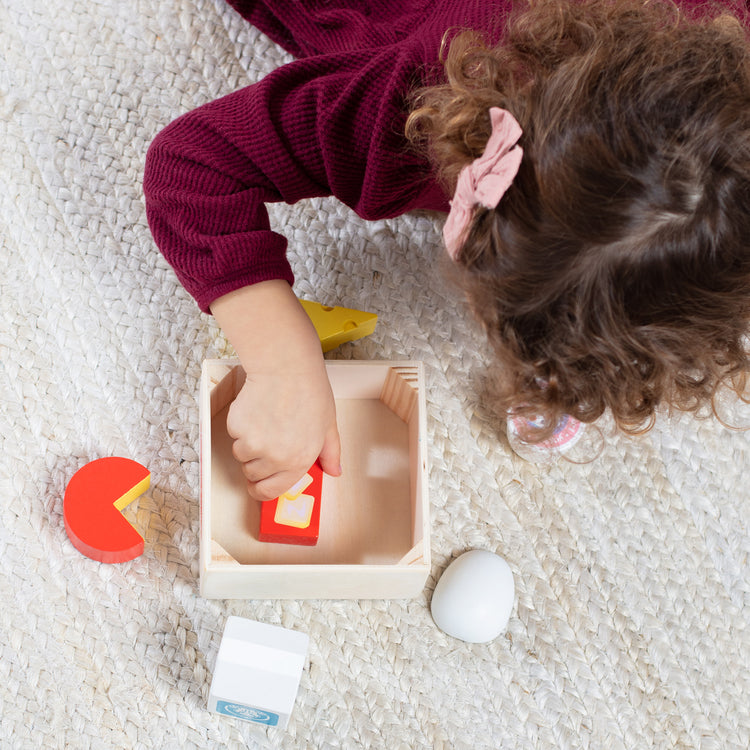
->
[246,469,309,503]
[237,453,278,481]
[230,436,257,464]
[226,410,263,462]
[238,449,316,481]
[318,424,342,478]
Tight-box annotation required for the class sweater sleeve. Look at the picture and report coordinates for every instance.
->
[143,40,447,313]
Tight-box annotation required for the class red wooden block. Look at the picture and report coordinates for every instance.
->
[258,462,322,546]
[63,457,150,563]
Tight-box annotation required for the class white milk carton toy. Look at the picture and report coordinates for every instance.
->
[208,616,309,729]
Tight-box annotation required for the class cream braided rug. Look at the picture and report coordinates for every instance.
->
[1,0,749,748]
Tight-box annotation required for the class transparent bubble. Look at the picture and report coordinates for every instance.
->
[506,413,604,464]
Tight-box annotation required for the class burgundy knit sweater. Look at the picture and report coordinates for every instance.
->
[143,0,510,312]
[143,0,705,313]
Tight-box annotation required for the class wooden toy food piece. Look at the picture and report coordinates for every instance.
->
[208,616,309,728]
[63,457,150,563]
[258,462,323,546]
[300,299,377,352]
[200,360,430,599]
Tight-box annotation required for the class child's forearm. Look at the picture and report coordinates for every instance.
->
[209,280,341,501]
[210,280,322,370]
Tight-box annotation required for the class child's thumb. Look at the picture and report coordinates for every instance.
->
[318,425,342,477]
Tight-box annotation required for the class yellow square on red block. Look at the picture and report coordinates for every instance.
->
[258,462,323,546]
[274,493,315,529]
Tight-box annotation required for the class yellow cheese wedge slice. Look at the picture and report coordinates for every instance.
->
[300,300,377,352]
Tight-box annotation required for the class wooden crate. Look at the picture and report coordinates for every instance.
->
[199,359,430,599]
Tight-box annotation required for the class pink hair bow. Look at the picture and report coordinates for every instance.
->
[443,107,523,260]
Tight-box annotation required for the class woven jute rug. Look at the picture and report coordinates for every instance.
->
[1,0,748,747]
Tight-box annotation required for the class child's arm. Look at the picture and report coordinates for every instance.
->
[143,43,445,496]
[211,280,341,501]
[143,42,446,315]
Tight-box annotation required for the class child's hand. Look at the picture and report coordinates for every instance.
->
[211,281,342,501]
[226,358,340,501]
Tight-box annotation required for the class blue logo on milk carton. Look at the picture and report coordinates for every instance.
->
[216,700,279,726]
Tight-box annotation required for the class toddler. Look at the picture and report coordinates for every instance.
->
[144,0,750,499]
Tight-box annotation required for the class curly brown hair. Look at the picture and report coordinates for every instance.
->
[406,0,750,440]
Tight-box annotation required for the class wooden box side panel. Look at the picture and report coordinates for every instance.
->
[379,366,419,424]
[208,362,244,418]
[201,361,243,570]
[200,564,429,600]
[408,396,429,562]
[379,363,429,561]
[199,362,219,577]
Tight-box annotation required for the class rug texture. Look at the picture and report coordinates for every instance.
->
[1,1,748,748]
